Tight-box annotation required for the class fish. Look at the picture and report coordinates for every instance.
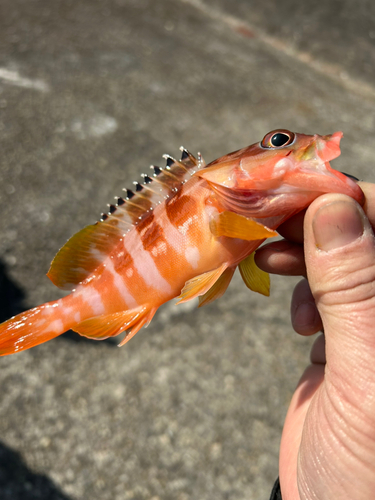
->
[0,129,364,356]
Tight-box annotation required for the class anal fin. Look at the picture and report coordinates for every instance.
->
[72,306,156,344]
[210,211,278,241]
[118,308,157,346]
[239,252,270,296]
[198,266,235,307]
[176,263,228,304]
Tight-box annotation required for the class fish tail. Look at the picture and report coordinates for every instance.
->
[0,299,69,356]
[0,294,159,355]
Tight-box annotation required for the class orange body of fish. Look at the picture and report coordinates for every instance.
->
[0,129,364,355]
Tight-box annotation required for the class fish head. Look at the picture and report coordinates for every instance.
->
[196,130,364,218]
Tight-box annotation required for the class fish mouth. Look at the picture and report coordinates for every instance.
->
[314,133,362,193]
[341,172,360,182]
[314,131,343,162]
[288,131,365,206]
[296,132,343,163]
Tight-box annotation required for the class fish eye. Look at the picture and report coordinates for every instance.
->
[270,133,290,147]
[261,130,295,149]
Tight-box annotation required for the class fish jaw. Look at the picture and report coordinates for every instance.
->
[283,163,364,206]
[196,130,364,214]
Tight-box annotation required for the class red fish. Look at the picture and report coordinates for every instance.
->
[0,130,363,355]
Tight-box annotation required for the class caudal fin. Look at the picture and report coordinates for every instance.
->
[0,301,67,356]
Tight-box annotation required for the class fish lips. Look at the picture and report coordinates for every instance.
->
[341,172,360,182]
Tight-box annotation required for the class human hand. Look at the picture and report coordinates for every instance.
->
[256,183,375,499]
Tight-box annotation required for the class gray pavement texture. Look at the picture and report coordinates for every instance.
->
[0,0,374,499]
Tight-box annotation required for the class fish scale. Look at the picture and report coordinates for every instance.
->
[48,148,203,291]
[0,130,364,355]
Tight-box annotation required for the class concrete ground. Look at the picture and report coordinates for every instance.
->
[0,1,374,499]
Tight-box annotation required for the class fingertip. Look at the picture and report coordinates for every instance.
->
[291,279,323,336]
[358,182,375,225]
[255,240,306,276]
[277,209,306,243]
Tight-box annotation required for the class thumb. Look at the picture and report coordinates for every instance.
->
[280,193,375,500]
[279,193,375,499]
[304,192,375,402]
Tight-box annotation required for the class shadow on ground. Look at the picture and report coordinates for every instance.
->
[0,261,25,323]
[0,442,72,500]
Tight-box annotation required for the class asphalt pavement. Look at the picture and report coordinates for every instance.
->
[0,1,375,499]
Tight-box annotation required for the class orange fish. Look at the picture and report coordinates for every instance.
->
[0,129,364,355]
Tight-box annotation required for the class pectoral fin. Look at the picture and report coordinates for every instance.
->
[209,211,278,241]
[198,266,236,307]
[239,252,270,296]
[177,263,228,304]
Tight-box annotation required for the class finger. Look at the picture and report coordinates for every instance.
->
[277,209,306,244]
[359,181,375,226]
[291,279,322,335]
[255,240,306,276]
[310,332,326,365]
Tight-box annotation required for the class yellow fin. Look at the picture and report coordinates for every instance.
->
[47,222,122,290]
[239,252,270,296]
[118,308,157,346]
[210,211,278,241]
[176,263,228,304]
[198,266,235,307]
[72,306,151,341]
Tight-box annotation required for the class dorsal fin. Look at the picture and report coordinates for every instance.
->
[47,148,205,291]
[101,146,204,227]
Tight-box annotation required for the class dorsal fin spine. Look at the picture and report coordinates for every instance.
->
[134,182,144,192]
[197,152,204,168]
[180,147,189,161]
[149,167,171,187]
[159,168,180,181]
[123,188,144,204]
[139,179,164,198]
[143,175,153,184]
[163,154,190,174]
[179,146,197,166]
[130,181,162,203]
[151,165,162,176]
